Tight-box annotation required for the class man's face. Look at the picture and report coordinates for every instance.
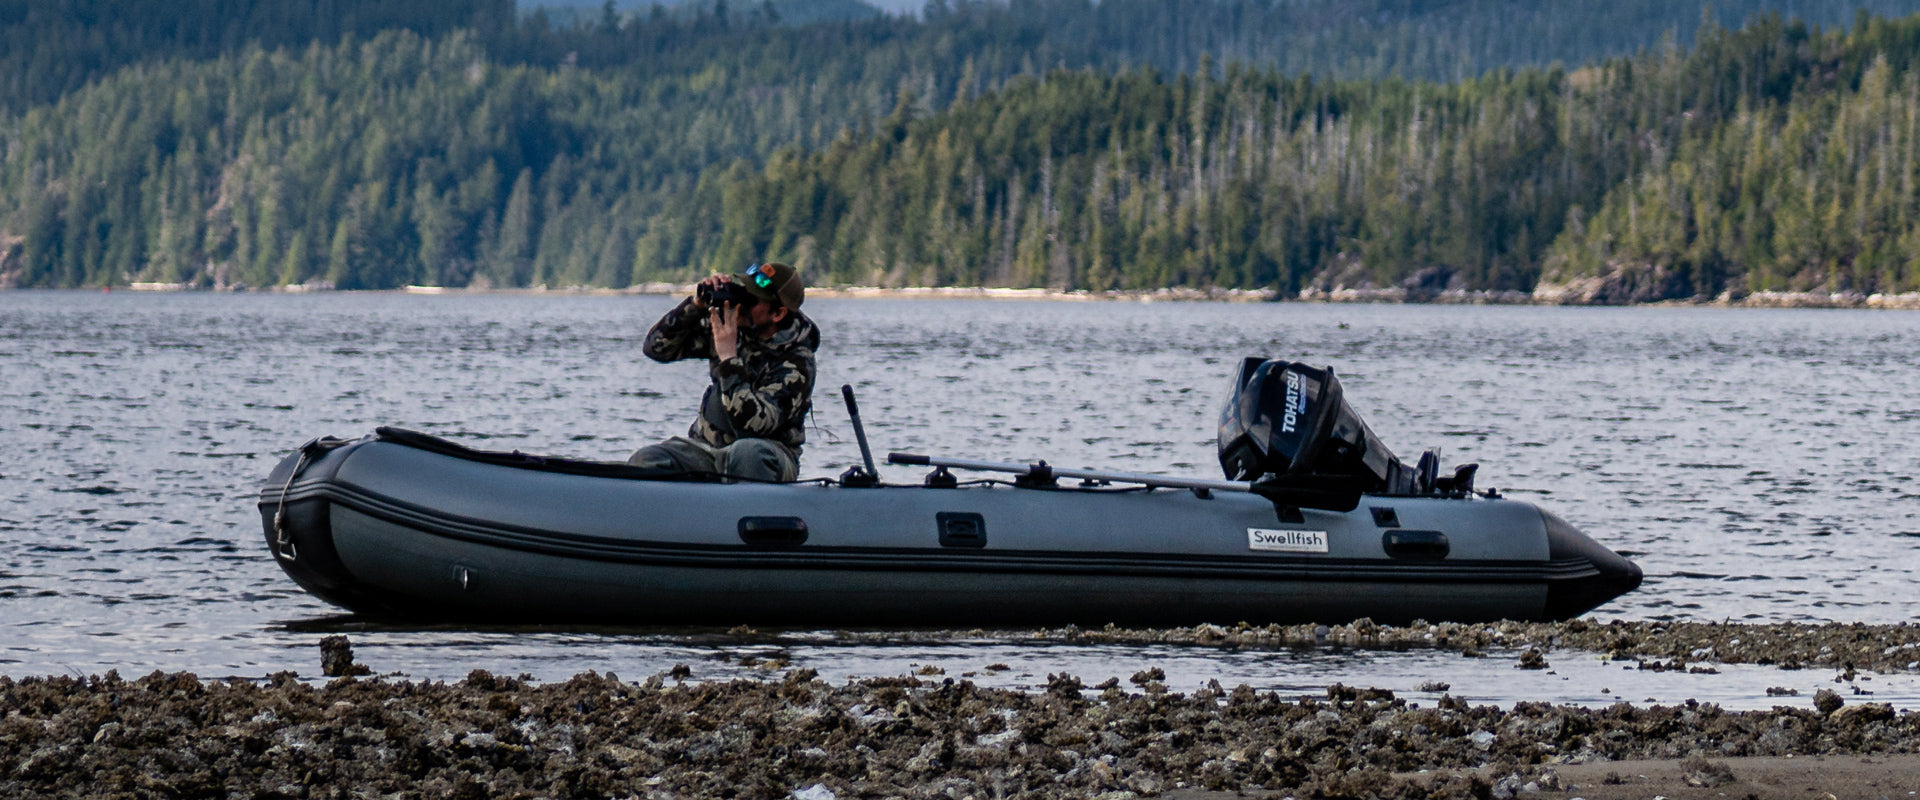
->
[742,300,788,334]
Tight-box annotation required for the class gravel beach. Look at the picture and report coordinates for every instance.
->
[5,622,1919,800]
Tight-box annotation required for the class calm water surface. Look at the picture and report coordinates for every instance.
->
[2,291,1916,707]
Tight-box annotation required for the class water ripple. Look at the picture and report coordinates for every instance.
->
[2,291,1916,684]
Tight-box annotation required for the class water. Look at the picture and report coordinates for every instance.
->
[3,290,1917,707]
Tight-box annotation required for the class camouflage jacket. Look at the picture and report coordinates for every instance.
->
[642,298,819,455]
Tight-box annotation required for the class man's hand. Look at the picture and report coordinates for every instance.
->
[709,302,742,361]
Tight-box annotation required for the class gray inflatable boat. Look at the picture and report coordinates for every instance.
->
[257,359,1641,626]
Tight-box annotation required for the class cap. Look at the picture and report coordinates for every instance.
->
[736,262,804,309]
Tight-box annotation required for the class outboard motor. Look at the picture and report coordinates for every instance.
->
[1217,358,1413,492]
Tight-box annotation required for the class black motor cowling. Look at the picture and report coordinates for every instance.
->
[1217,357,1411,491]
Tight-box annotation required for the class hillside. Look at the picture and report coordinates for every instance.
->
[6,1,1920,297]
[706,15,1920,298]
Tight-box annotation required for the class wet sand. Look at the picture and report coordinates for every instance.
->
[1473,754,1920,800]
[5,624,1918,800]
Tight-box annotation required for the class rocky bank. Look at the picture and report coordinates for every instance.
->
[2,665,1914,799]
[5,621,1918,799]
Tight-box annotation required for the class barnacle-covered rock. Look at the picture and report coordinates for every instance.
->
[1,659,1916,799]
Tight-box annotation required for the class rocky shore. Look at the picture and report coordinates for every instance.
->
[678,284,1920,308]
[4,664,1916,800]
[140,280,1920,309]
[5,622,1919,799]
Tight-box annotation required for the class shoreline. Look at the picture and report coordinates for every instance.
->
[5,621,1917,796]
[3,659,1914,799]
[26,282,1920,309]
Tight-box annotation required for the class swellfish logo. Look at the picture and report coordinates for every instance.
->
[1247,527,1329,553]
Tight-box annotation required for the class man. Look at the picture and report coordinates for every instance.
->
[629,262,817,482]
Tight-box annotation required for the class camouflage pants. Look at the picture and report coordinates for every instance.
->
[627,436,798,482]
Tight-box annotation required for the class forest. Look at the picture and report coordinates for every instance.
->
[5,0,1920,300]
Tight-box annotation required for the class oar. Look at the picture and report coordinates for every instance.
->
[886,452,1364,511]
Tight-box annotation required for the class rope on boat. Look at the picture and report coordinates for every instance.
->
[271,446,313,562]
[272,436,351,561]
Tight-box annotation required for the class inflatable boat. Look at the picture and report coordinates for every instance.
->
[257,359,1641,626]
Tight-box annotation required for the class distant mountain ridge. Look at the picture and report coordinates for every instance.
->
[519,0,890,28]
[518,0,916,14]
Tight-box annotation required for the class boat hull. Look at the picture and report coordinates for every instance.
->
[258,432,1640,626]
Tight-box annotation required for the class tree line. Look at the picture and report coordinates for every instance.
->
[0,0,515,113]
[1542,18,1920,300]
[719,13,1920,298]
[5,1,1920,298]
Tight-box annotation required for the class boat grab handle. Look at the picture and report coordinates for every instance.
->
[1383,530,1450,560]
[739,516,809,548]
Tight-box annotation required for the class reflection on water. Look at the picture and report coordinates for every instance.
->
[3,291,1917,702]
